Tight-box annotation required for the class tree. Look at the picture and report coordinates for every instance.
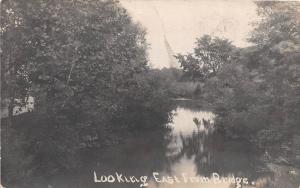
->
[203,1,300,162]
[1,0,173,184]
[175,35,238,81]
[248,1,300,155]
[249,1,300,49]
[1,0,150,126]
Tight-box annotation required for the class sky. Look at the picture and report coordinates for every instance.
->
[120,0,259,68]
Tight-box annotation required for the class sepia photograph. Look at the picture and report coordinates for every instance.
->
[1,0,300,188]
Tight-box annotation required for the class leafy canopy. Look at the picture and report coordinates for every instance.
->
[176,35,238,82]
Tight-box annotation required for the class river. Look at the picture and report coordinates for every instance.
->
[38,104,300,188]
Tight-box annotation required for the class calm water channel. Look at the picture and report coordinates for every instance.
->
[42,104,299,188]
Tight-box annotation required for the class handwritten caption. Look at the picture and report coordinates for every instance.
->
[94,171,250,188]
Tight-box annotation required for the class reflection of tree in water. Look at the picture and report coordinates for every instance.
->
[40,126,175,188]
[170,118,271,181]
[10,108,175,188]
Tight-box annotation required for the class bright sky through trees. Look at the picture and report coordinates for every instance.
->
[120,0,259,68]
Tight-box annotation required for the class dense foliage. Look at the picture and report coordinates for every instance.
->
[203,2,300,163]
[1,0,173,186]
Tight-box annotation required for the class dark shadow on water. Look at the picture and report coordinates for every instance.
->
[2,103,298,188]
[177,131,271,180]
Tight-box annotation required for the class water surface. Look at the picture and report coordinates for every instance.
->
[33,105,299,188]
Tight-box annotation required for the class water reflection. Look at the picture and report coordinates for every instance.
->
[169,107,215,135]
[147,107,268,188]
[19,106,299,188]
